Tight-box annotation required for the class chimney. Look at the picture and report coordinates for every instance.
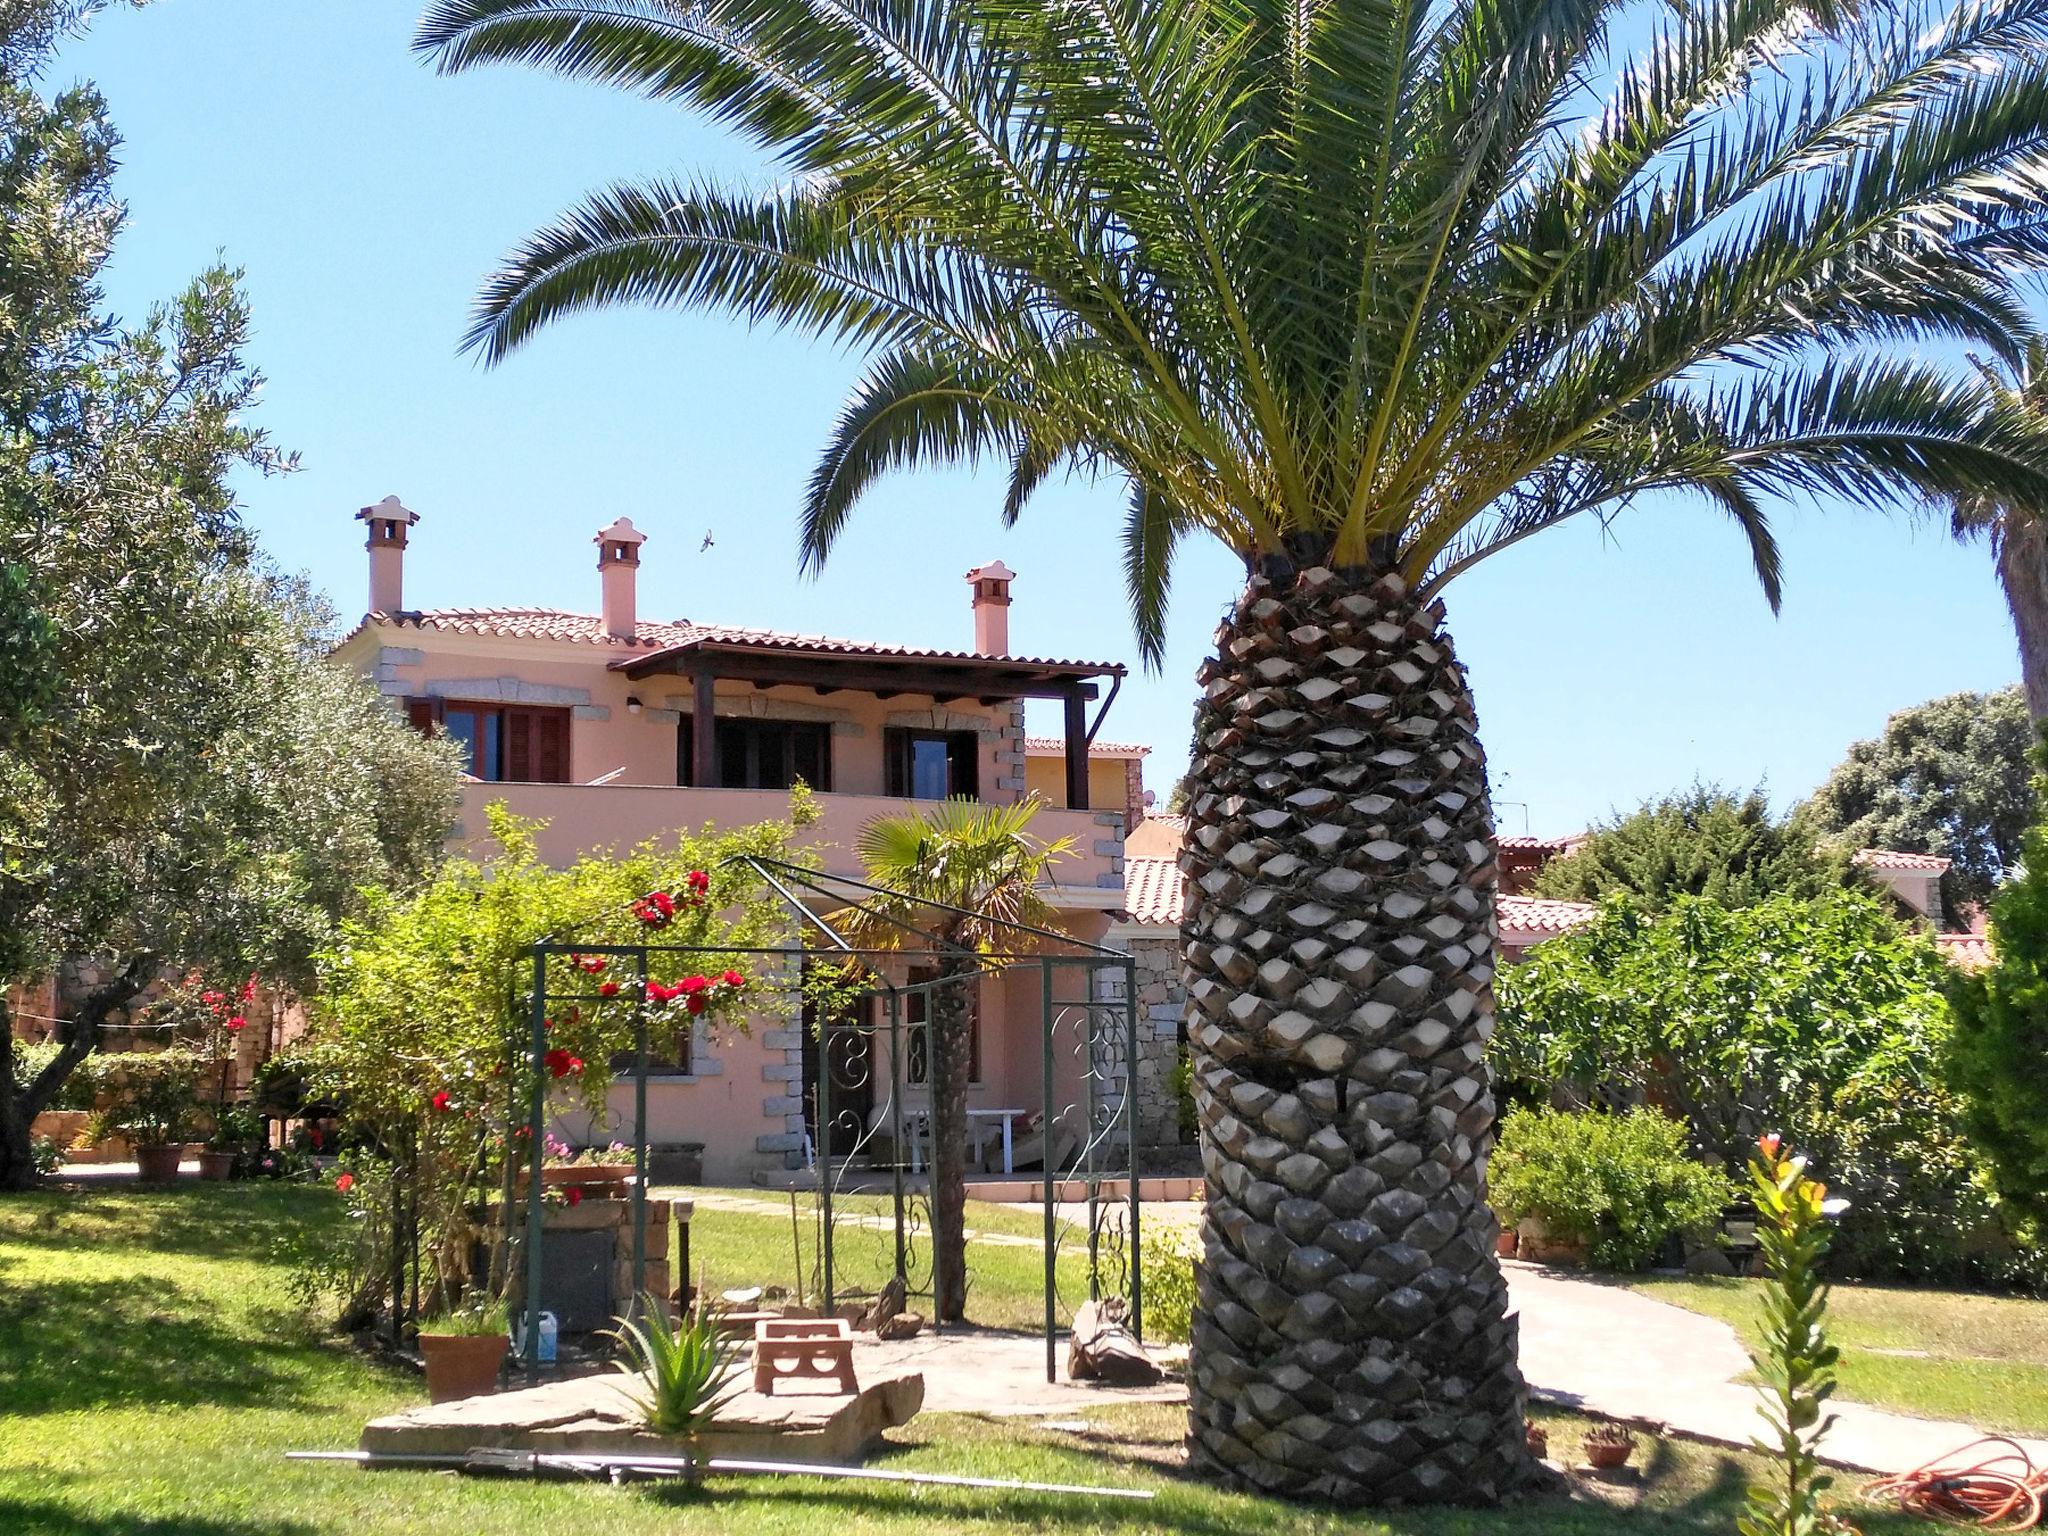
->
[595,516,648,640]
[965,559,1015,656]
[356,496,419,615]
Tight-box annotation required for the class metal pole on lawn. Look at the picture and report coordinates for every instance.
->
[819,992,835,1317]
[1084,962,1100,1304]
[1041,956,1056,1384]
[1123,954,1141,1343]
[632,945,648,1321]
[522,946,548,1370]
[888,987,906,1287]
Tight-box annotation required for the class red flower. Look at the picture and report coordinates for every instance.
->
[240,974,258,1003]
[720,970,745,989]
[225,1015,246,1032]
[334,1172,354,1194]
[633,890,677,927]
[201,990,225,1009]
[678,974,710,993]
[577,954,608,974]
[545,1047,579,1079]
[431,1091,452,1113]
[599,981,621,998]
[686,992,708,1016]
[514,1125,531,1140]
[565,1187,583,1207]
[684,869,710,898]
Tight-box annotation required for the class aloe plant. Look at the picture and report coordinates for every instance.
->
[607,1294,740,1439]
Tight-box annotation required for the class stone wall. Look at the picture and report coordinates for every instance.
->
[1097,928,1190,1151]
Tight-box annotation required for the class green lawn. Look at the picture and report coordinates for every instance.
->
[675,1189,1113,1331]
[1633,1274,2048,1435]
[0,1182,1924,1536]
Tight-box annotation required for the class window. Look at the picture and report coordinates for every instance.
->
[884,729,980,800]
[614,1021,694,1078]
[406,699,570,783]
[677,716,831,790]
[902,966,982,1086]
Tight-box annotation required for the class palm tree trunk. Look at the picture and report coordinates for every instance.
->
[1997,515,2048,724]
[927,956,974,1323]
[1181,560,1529,1505]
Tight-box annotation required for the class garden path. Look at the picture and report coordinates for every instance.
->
[1508,1259,2048,1475]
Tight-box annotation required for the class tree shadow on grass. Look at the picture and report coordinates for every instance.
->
[0,1498,322,1536]
[0,1273,318,1416]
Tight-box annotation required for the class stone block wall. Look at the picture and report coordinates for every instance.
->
[1095,929,1190,1151]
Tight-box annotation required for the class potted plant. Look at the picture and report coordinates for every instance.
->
[87,1050,201,1183]
[418,1295,510,1404]
[1584,1422,1637,1470]
[530,1135,635,1198]
[201,1106,261,1181]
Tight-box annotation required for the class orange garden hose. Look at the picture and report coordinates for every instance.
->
[1866,1438,2048,1530]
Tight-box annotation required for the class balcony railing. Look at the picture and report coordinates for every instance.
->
[452,781,1124,902]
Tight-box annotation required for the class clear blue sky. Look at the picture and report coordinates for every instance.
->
[62,1,2028,832]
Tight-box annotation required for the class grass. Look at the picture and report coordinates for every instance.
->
[674,1188,1108,1331]
[1633,1274,2048,1436]
[0,1181,1928,1536]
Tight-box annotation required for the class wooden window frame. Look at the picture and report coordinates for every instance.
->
[884,728,980,800]
[676,714,832,791]
[404,698,572,784]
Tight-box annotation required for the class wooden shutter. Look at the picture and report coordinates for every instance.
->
[504,708,570,783]
[884,729,909,797]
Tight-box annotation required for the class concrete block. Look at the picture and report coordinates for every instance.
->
[755,1132,801,1153]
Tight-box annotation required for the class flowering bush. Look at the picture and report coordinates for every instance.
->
[305,803,802,1322]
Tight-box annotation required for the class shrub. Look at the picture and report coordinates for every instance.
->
[1139,1223,1200,1344]
[1490,1107,1734,1271]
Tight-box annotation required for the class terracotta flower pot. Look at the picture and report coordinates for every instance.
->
[135,1143,184,1183]
[1587,1438,1635,1469]
[198,1150,237,1182]
[1526,1423,1549,1458]
[1496,1230,1519,1258]
[419,1333,509,1404]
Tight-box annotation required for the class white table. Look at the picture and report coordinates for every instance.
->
[968,1108,1029,1175]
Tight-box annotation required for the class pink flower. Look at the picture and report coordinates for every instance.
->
[334,1172,354,1194]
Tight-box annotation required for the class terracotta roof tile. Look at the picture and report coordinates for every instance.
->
[1937,932,1994,970]
[1021,736,1150,757]
[1854,848,1954,873]
[1120,856,1187,926]
[1497,895,1598,936]
[350,608,1122,674]
[1498,834,1572,852]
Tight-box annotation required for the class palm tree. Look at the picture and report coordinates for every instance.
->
[1959,341,2048,722]
[852,797,1072,1324]
[419,0,2048,1502]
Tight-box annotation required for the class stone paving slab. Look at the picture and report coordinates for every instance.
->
[360,1368,923,1465]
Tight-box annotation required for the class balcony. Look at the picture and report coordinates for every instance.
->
[452,782,1126,906]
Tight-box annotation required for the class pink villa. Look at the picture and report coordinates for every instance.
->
[329,499,1158,1184]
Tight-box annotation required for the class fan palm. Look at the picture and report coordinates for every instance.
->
[1958,341,2048,722]
[421,0,2048,1502]
[851,796,1072,1323]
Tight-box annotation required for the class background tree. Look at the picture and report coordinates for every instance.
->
[853,798,1071,1323]
[1531,786,1853,911]
[1948,769,2048,1230]
[1495,892,2033,1287]
[421,0,2048,1500]
[1795,686,2034,914]
[0,2,460,1189]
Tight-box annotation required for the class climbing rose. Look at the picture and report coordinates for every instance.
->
[721,970,745,989]
[225,1015,246,1032]
[334,1172,354,1194]
[632,890,676,927]
[545,1047,579,1079]
[686,993,708,1016]
[240,974,258,1002]
[565,1187,583,1207]
[576,954,607,974]
[678,975,709,993]
[599,981,621,998]
[431,1091,452,1113]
